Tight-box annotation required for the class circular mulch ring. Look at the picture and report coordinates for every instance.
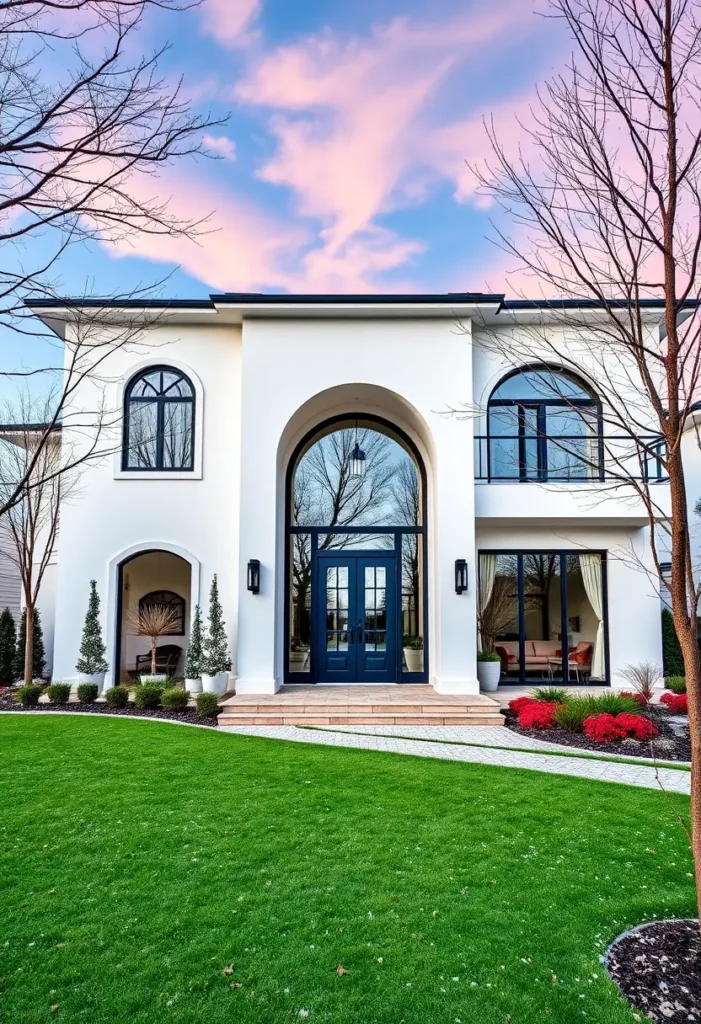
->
[504,709,691,761]
[606,919,701,1022]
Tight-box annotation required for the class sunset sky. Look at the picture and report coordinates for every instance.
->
[5,0,571,390]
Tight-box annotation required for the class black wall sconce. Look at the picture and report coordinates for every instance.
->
[454,559,468,595]
[247,559,261,594]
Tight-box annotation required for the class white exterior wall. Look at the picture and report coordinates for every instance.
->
[476,523,662,686]
[45,304,668,692]
[236,317,478,694]
[52,325,241,686]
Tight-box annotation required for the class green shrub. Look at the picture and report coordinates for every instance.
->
[532,686,569,704]
[77,682,99,704]
[104,685,129,708]
[134,683,163,710]
[15,683,42,706]
[553,693,641,732]
[196,691,220,717]
[665,675,686,694]
[161,687,190,711]
[46,682,71,704]
[660,608,701,676]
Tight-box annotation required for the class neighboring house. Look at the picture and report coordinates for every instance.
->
[25,293,675,692]
[0,519,21,620]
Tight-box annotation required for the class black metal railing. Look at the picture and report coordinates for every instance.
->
[474,433,668,483]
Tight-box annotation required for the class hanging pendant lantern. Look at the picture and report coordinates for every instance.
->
[350,441,366,478]
[350,420,366,478]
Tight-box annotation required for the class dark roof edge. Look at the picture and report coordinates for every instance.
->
[24,298,215,310]
[500,298,699,311]
[209,292,505,304]
[0,422,61,432]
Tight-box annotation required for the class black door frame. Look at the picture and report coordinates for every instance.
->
[284,413,429,684]
[479,548,610,685]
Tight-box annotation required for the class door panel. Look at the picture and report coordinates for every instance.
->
[315,554,397,683]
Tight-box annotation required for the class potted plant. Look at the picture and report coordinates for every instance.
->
[289,636,310,670]
[126,602,182,682]
[477,650,502,691]
[75,580,109,693]
[201,575,231,694]
[402,635,424,673]
[184,604,204,694]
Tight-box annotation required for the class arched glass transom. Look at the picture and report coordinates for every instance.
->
[123,366,194,471]
[286,417,427,684]
[485,366,601,481]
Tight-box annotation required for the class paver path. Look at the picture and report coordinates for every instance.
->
[219,724,691,794]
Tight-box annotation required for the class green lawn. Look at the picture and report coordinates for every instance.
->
[0,717,694,1024]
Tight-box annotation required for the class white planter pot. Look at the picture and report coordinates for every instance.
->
[403,648,423,673]
[201,672,229,695]
[78,672,105,695]
[140,674,168,684]
[289,651,309,669]
[477,660,501,692]
[186,677,202,694]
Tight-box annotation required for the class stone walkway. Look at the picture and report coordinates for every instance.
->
[219,724,691,794]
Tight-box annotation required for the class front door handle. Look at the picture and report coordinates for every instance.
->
[357,620,364,645]
[348,627,354,645]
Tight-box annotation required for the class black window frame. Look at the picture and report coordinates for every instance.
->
[137,589,186,635]
[122,365,195,472]
[478,548,610,685]
[487,365,604,482]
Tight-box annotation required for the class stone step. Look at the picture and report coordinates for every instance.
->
[220,702,495,715]
[218,710,505,727]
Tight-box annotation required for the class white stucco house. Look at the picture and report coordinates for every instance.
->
[21,292,676,695]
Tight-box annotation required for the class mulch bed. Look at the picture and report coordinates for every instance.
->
[0,692,220,728]
[504,708,691,761]
[606,919,701,1022]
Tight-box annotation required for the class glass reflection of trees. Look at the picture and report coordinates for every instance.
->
[289,426,422,657]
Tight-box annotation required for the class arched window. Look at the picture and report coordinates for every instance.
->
[486,366,602,481]
[123,366,194,471]
[137,590,186,634]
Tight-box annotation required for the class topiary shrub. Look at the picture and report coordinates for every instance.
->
[77,682,99,704]
[46,682,71,704]
[134,683,163,710]
[15,683,42,706]
[661,608,685,676]
[665,675,686,694]
[161,687,189,711]
[104,685,129,708]
[196,691,220,717]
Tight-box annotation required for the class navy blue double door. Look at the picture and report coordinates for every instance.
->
[315,552,398,683]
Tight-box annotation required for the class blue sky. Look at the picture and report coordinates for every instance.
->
[2,1,568,394]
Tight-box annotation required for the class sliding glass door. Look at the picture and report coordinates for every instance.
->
[478,549,608,684]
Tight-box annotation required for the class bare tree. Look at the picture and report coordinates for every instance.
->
[475,0,701,915]
[0,0,224,514]
[0,395,66,683]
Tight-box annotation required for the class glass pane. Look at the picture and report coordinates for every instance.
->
[162,371,192,398]
[162,401,193,469]
[363,564,387,652]
[318,533,395,551]
[126,401,158,468]
[489,436,520,479]
[492,369,592,401]
[289,535,311,673]
[402,535,424,674]
[130,371,160,398]
[479,554,518,679]
[523,554,562,680]
[324,564,349,654]
[292,423,421,526]
[566,554,604,681]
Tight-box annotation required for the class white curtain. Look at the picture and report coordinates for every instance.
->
[478,554,497,651]
[579,553,605,679]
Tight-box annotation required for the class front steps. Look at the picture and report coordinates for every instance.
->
[217,685,504,727]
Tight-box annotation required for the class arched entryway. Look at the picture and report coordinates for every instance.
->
[285,414,428,684]
[114,550,192,682]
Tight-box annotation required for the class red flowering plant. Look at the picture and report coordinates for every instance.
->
[583,712,659,742]
[619,691,648,709]
[518,701,557,729]
[660,692,688,715]
[508,696,537,714]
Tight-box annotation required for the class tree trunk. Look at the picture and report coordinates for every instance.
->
[675,619,701,922]
[24,603,34,686]
[150,638,157,676]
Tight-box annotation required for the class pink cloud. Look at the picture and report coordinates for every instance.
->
[199,0,261,46]
[202,134,237,161]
